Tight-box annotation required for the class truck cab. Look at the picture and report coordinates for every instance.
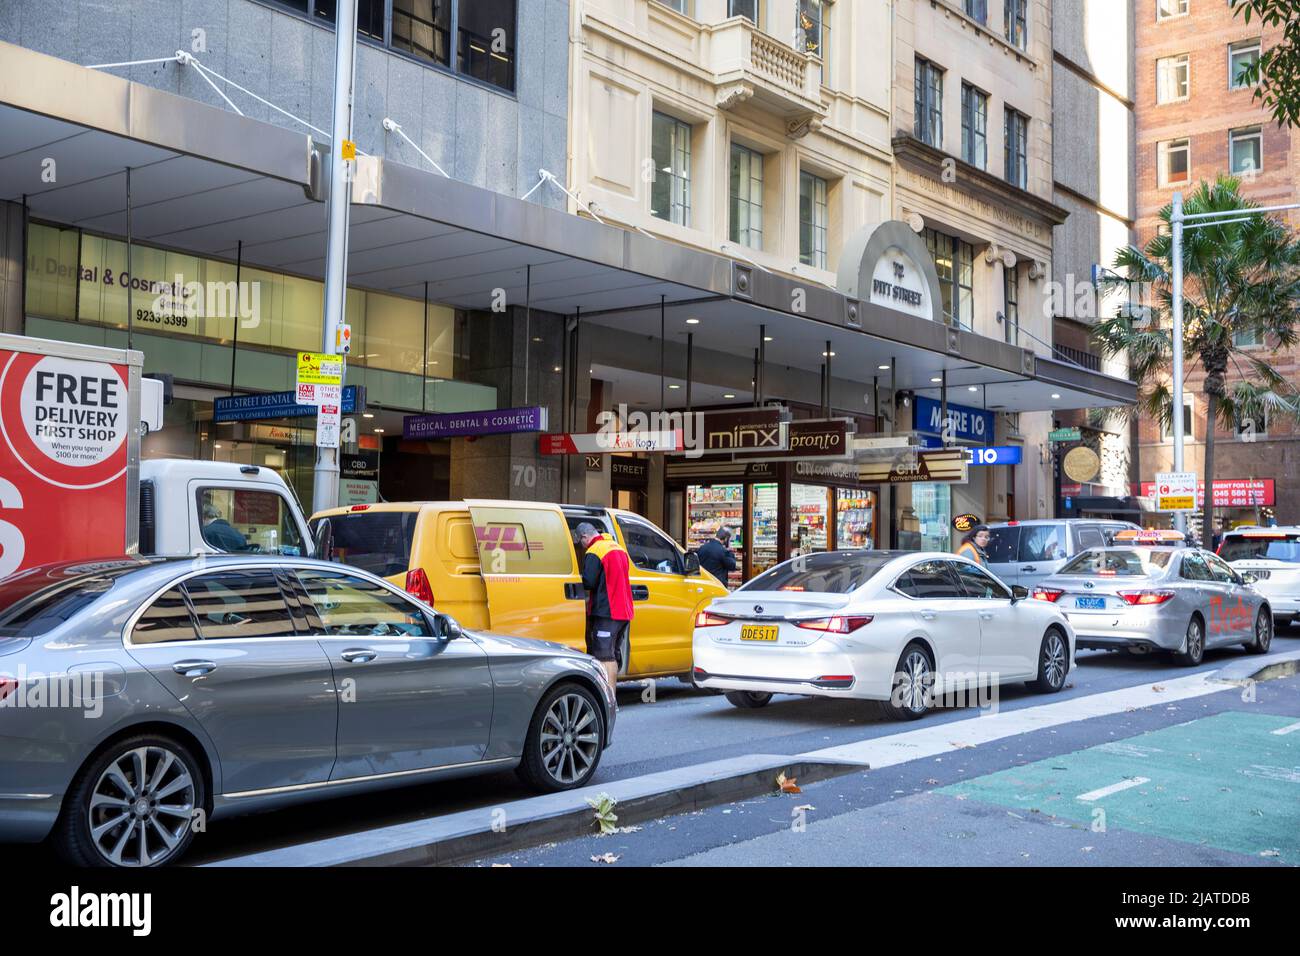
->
[139,460,314,558]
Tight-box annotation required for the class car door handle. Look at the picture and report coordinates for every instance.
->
[631,585,650,601]
[171,660,216,677]
[979,611,995,620]
[340,648,378,663]
[920,611,937,620]
[1021,565,1037,573]
[564,582,585,600]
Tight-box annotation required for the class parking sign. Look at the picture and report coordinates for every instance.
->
[1155,471,1197,511]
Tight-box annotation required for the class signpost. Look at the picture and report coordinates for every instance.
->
[1155,471,1198,512]
[1048,426,1082,443]
[296,350,344,451]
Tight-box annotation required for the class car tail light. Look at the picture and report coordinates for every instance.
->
[0,676,16,704]
[695,610,729,628]
[1031,587,1064,602]
[405,567,435,605]
[1118,589,1176,606]
[794,615,873,634]
[349,504,371,511]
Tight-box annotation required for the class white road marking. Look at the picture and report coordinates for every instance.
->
[1270,720,1300,736]
[799,672,1229,768]
[1076,777,1150,802]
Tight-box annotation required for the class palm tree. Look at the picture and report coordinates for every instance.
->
[1092,176,1300,538]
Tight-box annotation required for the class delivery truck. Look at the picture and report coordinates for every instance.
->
[0,333,313,579]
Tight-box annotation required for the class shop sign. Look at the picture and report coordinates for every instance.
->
[215,385,365,423]
[1062,446,1101,483]
[952,513,982,533]
[967,445,1023,466]
[701,407,787,455]
[585,454,603,472]
[404,405,548,440]
[859,449,968,485]
[1154,471,1198,512]
[914,396,993,445]
[611,458,649,486]
[793,459,860,485]
[540,430,682,455]
[869,248,928,319]
[1140,478,1274,508]
[1048,426,1082,443]
[741,419,853,461]
[339,478,378,506]
[341,450,379,480]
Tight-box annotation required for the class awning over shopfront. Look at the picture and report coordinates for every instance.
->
[0,40,1137,416]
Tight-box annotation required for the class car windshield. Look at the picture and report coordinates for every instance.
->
[1058,548,1173,576]
[0,559,149,636]
[740,551,894,594]
[315,511,418,577]
[1219,534,1300,563]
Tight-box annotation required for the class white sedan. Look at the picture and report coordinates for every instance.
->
[691,550,1075,720]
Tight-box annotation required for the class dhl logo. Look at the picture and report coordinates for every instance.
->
[473,524,543,553]
[1208,594,1252,633]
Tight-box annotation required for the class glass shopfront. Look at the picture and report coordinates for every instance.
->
[912,482,953,553]
[687,483,745,589]
[751,483,780,575]
[790,483,830,555]
[836,489,877,549]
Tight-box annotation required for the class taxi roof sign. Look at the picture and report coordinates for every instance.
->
[1113,528,1187,544]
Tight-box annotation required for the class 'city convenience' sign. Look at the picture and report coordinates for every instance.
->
[403,406,548,440]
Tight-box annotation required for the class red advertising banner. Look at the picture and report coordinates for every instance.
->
[1138,479,1275,507]
[0,347,129,577]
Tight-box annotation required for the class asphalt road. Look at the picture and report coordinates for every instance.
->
[175,633,1297,865]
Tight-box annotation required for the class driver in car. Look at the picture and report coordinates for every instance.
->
[202,502,249,552]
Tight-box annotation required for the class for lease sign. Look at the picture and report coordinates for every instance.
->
[0,346,130,577]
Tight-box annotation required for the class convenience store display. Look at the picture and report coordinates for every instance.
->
[751,483,779,576]
[790,484,829,553]
[836,489,876,549]
[687,484,744,588]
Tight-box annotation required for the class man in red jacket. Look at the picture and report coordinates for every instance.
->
[576,522,634,688]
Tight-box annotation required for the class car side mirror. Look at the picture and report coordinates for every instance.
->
[1241,572,1258,585]
[1010,585,1029,604]
[436,614,464,640]
[683,551,701,576]
[312,518,334,561]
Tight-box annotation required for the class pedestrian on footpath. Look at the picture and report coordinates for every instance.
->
[955,524,991,566]
[576,522,634,689]
[697,526,737,585]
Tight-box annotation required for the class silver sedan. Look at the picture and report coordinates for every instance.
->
[1032,546,1274,665]
[0,555,615,867]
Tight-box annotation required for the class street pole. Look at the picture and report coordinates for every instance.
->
[313,0,358,516]
[1169,191,1187,536]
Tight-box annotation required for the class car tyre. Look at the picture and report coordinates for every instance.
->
[1175,615,1205,667]
[516,682,605,793]
[1246,609,1273,655]
[880,641,934,721]
[53,733,205,868]
[1028,627,1069,693]
[724,690,773,709]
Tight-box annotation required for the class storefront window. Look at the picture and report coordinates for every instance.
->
[912,483,953,553]
[836,489,876,549]
[687,484,745,588]
[751,483,779,576]
[790,484,829,555]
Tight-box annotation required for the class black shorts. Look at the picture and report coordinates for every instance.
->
[586,617,629,663]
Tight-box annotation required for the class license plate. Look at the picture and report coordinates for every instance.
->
[1075,596,1106,610]
[740,625,779,642]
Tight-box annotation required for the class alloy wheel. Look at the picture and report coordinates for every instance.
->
[1043,632,1067,689]
[88,746,196,867]
[539,693,600,785]
[1256,613,1272,652]
[898,649,932,714]
[1187,619,1203,659]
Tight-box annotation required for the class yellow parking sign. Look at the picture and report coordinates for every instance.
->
[297,351,343,386]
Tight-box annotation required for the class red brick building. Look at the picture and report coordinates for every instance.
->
[1134,0,1297,529]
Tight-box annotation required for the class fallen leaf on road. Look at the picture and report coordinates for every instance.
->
[1152,685,1166,693]
[793,804,816,812]
[777,772,802,794]
[1081,847,1094,853]
[924,778,940,785]
[591,853,621,864]
[950,742,975,749]
[1259,850,1281,858]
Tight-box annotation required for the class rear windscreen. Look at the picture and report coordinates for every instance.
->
[741,552,892,594]
[1059,548,1173,576]
[319,512,418,577]
[1219,535,1300,563]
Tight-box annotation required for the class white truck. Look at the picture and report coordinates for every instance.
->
[0,333,313,579]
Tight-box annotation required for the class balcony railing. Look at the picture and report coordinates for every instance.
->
[709,18,826,134]
[1052,344,1102,372]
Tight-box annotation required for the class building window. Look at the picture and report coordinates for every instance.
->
[1160,395,1195,440]
[1230,126,1263,175]
[651,112,692,226]
[293,2,517,92]
[729,143,765,249]
[1156,53,1191,103]
[1157,0,1189,20]
[1004,108,1028,188]
[1233,326,1264,348]
[961,83,988,168]
[799,171,829,270]
[655,0,691,14]
[1235,405,1268,439]
[915,58,944,148]
[1157,138,1190,187]
[924,228,974,329]
[1004,0,1027,49]
[965,0,988,25]
[800,1,830,58]
[1230,39,1261,89]
[729,0,759,25]
[1003,263,1019,344]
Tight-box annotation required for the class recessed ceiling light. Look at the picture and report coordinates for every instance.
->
[823,351,836,357]
[1051,393,1062,399]
[967,386,979,392]
[668,384,681,390]
[931,377,942,383]
[532,336,542,343]
[764,336,774,342]
[724,393,736,399]
[363,413,374,419]
[374,428,385,433]
[553,366,562,372]
[878,364,890,370]
[214,443,222,449]
[686,318,700,325]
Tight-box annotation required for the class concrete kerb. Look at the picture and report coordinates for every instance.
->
[1211,648,1300,685]
[201,754,865,868]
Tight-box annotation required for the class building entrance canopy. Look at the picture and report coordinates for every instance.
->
[0,41,1136,416]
